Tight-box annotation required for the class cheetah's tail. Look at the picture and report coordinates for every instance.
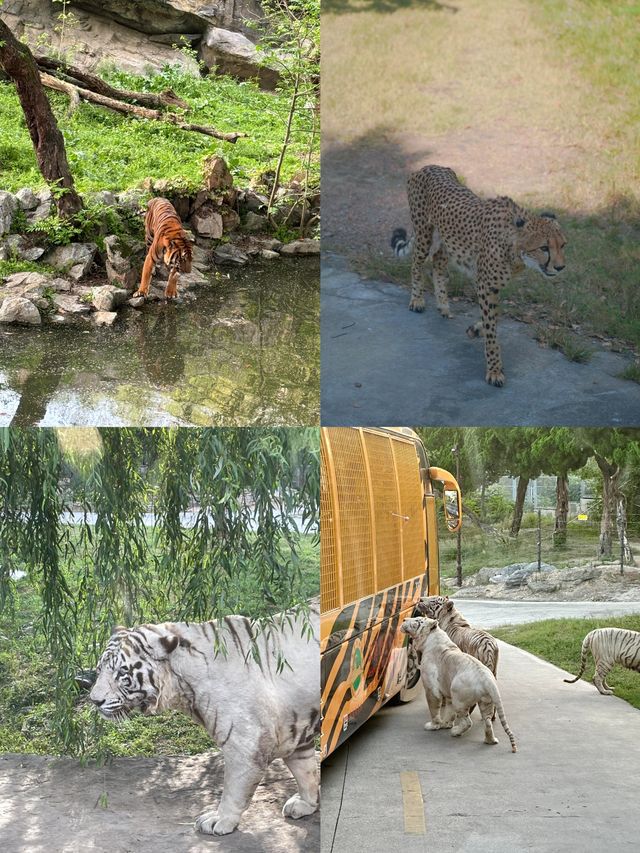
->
[391,228,414,258]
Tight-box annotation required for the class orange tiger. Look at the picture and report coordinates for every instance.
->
[134,197,193,300]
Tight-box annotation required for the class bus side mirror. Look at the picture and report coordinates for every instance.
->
[444,489,461,531]
[428,466,462,533]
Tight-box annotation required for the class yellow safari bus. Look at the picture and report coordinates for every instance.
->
[320,427,461,759]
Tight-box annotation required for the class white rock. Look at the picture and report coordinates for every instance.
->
[191,210,223,239]
[53,293,92,314]
[279,239,320,256]
[213,244,249,265]
[0,296,41,325]
[15,188,39,211]
[93,310,118,326]
[0,191,18,235]
[44,242,97,280]
[260,249,280,260]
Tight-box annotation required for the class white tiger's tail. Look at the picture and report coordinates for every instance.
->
[487,681,517,753]
[391,228,414,257]
[563,632,592,684]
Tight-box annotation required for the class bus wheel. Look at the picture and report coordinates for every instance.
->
[391,643,423,704]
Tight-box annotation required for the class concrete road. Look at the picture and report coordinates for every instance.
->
[321,641,640,853]
[453,598,640,628]
[321,254,640,426]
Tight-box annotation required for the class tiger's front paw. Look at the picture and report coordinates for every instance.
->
[409,296,425,313]
[485,368,505,387]
[283,794,318,819]
[132,289,147,300]
[195,810,238,836]
[424,721,443,731]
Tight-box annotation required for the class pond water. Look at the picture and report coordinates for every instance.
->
[0,259,319,426]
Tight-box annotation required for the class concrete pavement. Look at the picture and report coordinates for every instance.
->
[321,640,640,852]
[452,598,640,629]
[321,254,640,426]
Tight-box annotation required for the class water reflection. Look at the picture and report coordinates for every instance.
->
[0,259,319,426]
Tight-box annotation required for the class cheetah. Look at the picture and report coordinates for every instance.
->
[391,165,567,387]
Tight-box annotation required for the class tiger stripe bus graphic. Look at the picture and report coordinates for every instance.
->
[320,427,462,759]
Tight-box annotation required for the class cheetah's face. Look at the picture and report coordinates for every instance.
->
[518,214,566,278]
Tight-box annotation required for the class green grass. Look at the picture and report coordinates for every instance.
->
[0,532,319,758]
[438,517,604,582]
[494,615,640,710]
[0,61,318,194]
[619,362,640,384]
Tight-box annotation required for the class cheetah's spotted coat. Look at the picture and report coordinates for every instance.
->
[392,165,567,386]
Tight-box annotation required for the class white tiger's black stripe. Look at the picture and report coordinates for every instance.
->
[564,627,640,695]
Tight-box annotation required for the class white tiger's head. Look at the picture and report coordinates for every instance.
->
[89,626,176,721]
[413,595,451,620]
[400,616,439,646]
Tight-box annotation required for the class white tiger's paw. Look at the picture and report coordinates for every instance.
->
[441,720,454,729]
[484,736,499,745]
[424,721,442,731]
[195,810,238,836]
[283,794,318,819]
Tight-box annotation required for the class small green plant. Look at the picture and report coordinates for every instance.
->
[9,207,27,234]
[535,325,593,364]
[619,362,640,384]
[27,213,81,246]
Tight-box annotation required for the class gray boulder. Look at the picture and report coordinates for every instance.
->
[44,243,98,281]
[92,284,130,312]
[52,293,92,315]
[0,296,41,325]
[104,234,146,289]
[0,191,18,235]
[279,239,320,256]
[191,209,223,239]
[93,310,118,327]
[0,234,45,262]
[244,212,269,232]
[200,26,280,89]
[15,188,39,211]
[203,155,234,192]
[213,244,249,266]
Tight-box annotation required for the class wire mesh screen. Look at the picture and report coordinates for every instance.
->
[320,437,339,612]
[328,429,374,604]
[364,431,403,591]
[393,440,427,581]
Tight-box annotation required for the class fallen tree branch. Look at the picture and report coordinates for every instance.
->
[36,55,189,111]
[40,73,247,143]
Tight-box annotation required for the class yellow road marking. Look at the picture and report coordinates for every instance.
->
[400,771,426,835]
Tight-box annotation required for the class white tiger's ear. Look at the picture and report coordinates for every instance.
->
[444,599,454,612]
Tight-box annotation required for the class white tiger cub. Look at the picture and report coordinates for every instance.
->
[564,626,640,695]
[401,616,517,753]
[90,600,320,836]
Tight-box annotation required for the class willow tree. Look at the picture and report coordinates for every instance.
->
[0,427,319,754]
[0,18,82,216]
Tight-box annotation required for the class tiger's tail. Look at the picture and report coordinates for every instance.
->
[391,228,414,257]
[487,680,517,753]
[563,632,592,684]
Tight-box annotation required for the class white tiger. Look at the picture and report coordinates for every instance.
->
[401,616,517,752]
[89,600,320,836]
[415,595,499,676]
[563,626,640,695]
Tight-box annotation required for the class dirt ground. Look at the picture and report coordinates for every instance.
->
[0,751,320,853]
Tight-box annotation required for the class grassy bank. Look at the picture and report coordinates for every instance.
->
[438,517,604,583]
[494,615,640,709]
[0,533,319,758]
[0,62,319,194]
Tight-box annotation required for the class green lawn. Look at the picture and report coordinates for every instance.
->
[0,62,318,194]
[494,616,640,710]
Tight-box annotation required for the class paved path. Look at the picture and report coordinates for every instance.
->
[452,598,640,628]
[321,254,640,426]
[321,641,640,853]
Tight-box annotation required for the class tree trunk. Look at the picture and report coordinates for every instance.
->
[595,453,619,559]
[553,474,569,547]
[40,73,246,142]
[0,20,82,218]
[510,476,529,537]
[616,497,634,567]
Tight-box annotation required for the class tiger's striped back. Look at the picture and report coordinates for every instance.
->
[145,197,192,272]
[564,627,640,695]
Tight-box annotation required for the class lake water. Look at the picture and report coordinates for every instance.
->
[0,259,319,426]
